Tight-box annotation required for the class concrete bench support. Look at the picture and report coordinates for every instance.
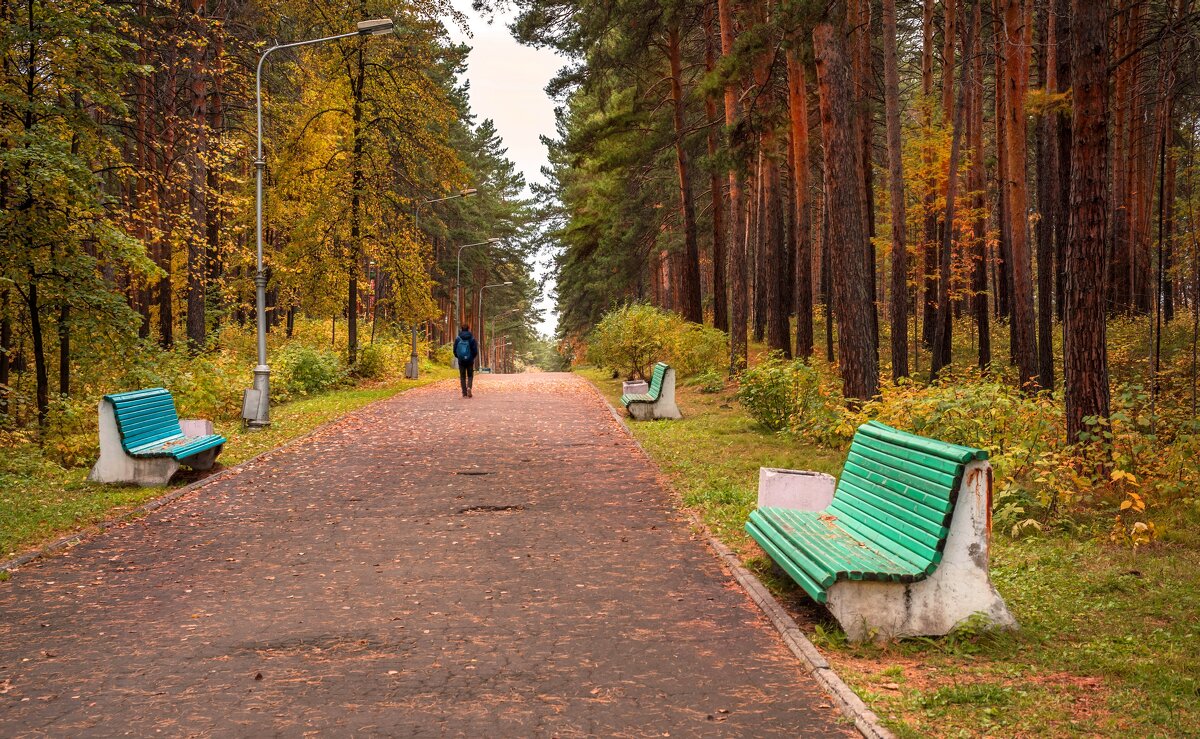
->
[626,367,681,421]
[825,461,1017,641]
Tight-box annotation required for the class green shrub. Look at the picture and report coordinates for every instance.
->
[736,355,796,431]
[355,343,388,379]
[42,397,98,468]
[587,303,677,379]
[276,345,345,399]
[587,303,728,380]
[669,322,728,378]
[693,369,726,394]
[736,355,850,443]
[433,343,455,367]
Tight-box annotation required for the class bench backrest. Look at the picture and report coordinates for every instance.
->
[648,362,669,399]
[828,421,988,572]
[104,388,184,452]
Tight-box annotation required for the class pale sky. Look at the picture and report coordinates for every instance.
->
[447,1,564,337]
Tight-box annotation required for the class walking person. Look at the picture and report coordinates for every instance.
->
[454,324,479,398]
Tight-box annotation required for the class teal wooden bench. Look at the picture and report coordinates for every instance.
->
[619,362,681,420]
[88,388,226,486]
[746,421,1015,640]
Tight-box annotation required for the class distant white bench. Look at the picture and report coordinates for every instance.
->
[619,362,681,421]
[88,388,225,486]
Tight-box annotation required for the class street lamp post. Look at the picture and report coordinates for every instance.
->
[408,189,479,378]
[452,237,500,369]
[489,308,518,371]
[476,281,512,369]
[244,18,395,428]
[455,238,501,328]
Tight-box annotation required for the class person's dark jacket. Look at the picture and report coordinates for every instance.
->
[456,329,479,364]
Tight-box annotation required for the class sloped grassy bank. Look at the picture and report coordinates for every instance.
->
[582,366,1200,738]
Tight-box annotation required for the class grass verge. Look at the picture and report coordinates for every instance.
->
[581,366,1200,738]
[1,367,453,561]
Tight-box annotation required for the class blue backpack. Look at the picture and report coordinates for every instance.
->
[454,336,472,362]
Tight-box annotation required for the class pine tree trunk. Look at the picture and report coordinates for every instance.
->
[921,0,938,348]
[667,23,703,324]
[717,0,748,372]
[788,48,814,359]
[1064,0,1110,442]
[1003,0,1039,388]
[1110,2,1132,312]
[882,0,908,379]
[28,275,48,425]
[57,303,69,397]
[752,151,767,343]
[931,4,976,379]
[0,288,9,418]
[704,7,728,332]
[185,0,207,350]
[1053,0,1071,323]
[347,47,365,367]
[993,1,1012,322]
[206,0,225,330]
[850,0,878,355]
[969,1,990,370]
[814,15,879,401]
[1164,122,1177,324]
[1036,2,1057,389]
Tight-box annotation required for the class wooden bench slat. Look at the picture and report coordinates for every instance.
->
[746,518,830,603]
[749,512,839,587]
[846,444,958,494]
[837,474,950,544]
[841,458,952,517]
[850,433,963,479]
[827,497,941,568]
[860,421,988,463]
[765,508,915,579]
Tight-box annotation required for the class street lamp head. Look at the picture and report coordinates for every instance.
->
[460,188,478,197]
[357,18,394,35]
[487,237,502,244]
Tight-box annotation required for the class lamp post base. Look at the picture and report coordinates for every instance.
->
[243,365,272,429]
[405,326,420,379]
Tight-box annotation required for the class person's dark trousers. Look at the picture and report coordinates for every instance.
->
[459,362,474,396]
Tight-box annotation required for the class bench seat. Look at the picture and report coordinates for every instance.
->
[126,433,226,460]
[746,421,1015,639]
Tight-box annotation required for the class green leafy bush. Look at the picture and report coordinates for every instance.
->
[736,355,796,431]
[693,369,726,394]
[433,343,455,367]
[669,322,728,378]
[587,303,677,379]
[276,345,345,399]
[355,343,388,380]
[736,355,849,442]
[587,303,728,380]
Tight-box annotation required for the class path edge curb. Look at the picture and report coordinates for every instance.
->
[1,380,443,577]
[587,379,894,739]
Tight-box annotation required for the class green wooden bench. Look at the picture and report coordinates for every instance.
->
[88,388,226,486]
[619,362,681,420]
[746,421,1015,640]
